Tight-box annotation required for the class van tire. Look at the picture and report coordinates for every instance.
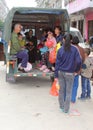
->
[6,74,16,83]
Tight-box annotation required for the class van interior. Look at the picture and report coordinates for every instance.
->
[11,8,70,40]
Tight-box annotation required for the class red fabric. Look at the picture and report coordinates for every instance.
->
[37,43,44,49]
[49,47,56,64]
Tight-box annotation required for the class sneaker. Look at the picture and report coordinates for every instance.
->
[86,96,91,100]
[43,68,50,73]
[39,65,47,71]
[18,68,27,73]
[60,108,64,112]
[63,110,69,114]
[37,63,42,67]
[69,109,80,116]
[78,97,86,101]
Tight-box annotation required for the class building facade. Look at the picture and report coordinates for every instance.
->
[0,0,9,21]
[65,0,93,40]
[35,0,63,9]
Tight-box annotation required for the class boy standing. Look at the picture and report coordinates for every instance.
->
[79,48,93,100]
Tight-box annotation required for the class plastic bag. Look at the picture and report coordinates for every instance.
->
[50,80,59,96]
[18,62,32,72]
[45,40,54,48]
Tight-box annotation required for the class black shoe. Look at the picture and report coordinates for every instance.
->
[18,68,27,73]
[86,96,91,99]
[78,97,86,101]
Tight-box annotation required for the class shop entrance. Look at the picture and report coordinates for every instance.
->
[88,20,93,39]
[78,20,84,36]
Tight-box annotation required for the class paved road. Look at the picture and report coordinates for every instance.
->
[0,61,93,130]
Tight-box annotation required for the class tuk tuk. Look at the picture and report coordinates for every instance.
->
[3,7,70,82]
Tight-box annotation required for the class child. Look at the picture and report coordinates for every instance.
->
[71,36,85,103]
[45,29,57,72]
[79,48,93,100]
[39,40,49,72]
[25,40,35,63]
[46,30,56,48]
[18,33,26,47]
[36,41,44,66]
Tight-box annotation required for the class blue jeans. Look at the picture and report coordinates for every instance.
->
[17,50,28,68]
[58,71,74,112]
[81,76,91,98]
[71,75,79,103]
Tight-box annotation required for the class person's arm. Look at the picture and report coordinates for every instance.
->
[11,33,21,52]
[40,47,48,53]
[30,46,34,51]
[75,49,82,72]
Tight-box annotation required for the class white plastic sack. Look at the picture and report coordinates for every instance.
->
[18,62,32,72]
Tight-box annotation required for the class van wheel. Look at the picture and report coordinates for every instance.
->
[6,74,16,83]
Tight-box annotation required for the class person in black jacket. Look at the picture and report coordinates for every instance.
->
[26,29,37,62]
[25,40,35,63]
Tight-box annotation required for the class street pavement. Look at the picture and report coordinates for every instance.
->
[0,61,93,130]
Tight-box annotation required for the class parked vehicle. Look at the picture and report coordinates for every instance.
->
[70,27,93,73]
[70,27,86,48]
[3,7,70,82]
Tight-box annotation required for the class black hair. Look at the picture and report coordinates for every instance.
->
[29,29,33,33]
[72,36,79,45]
[63,33,73,40]
[47,28,54,34]
[64,33,72,51]
[42,29,47,33]
[84,48,90,56]
[89,37,93,44]
[54,26,62,31]
[28,39,34,43]
[69,34,73,41]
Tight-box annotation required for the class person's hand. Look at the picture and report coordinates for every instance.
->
[21,46,25,50]
[55,78,58,82]
[74,73,78,76]
[21,47,25,50]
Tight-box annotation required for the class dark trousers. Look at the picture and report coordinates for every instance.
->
[41,52,49,65]
[17,50,28,68]
[81,76,91,98]
[58,71,74,112]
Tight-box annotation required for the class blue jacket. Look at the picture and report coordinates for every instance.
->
[55,45,82,78]
[40,46,48,55]
[56,34,63,43]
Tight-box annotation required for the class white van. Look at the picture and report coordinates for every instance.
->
[70,27,87,48]
[3,7,70,82]
[70,27,93,60]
